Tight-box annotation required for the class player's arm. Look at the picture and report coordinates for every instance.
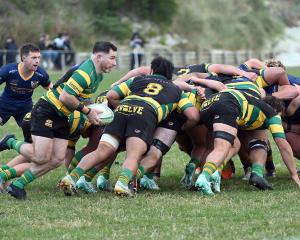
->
[60,71,100,125]
[269,115,300,187]
[264,67,290,86]
[111,66,151,87]
[286,94,300,116]
[107,79,133,107]
[243,58,267,69]
[272,85,298,100]
[207,64,257,81]
[274,137,300,188]
[177,92,200,129]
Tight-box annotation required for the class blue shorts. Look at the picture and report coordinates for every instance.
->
[0,100,32,126]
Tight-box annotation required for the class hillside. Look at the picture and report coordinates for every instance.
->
[0,0,299,50]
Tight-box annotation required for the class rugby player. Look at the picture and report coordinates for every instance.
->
[6,41,117,200]
[59,56,200,197]
[195,90,300,195]
[0,43,51,126]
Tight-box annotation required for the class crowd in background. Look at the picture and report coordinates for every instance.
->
[0,33,75,70]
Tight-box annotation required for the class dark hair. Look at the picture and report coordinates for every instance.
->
[263,96,285,114]
[93,41,117,54]
[150,56,174,80]
[20,43,40,59]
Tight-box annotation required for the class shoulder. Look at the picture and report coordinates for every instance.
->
[36,67,49,78]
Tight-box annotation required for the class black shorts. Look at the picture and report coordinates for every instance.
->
[200,92,240,130]
[104,100,157,146]
[157,111,186,134]
[21,112,32,143]
[31,98,69,139]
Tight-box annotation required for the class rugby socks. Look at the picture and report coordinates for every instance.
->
[202,162,218,180]
[251,163,264,178]
[136,166,145,179]
[98,162,114,180]
[0,167,17,181]
[12,170,36,189]
[69,167,84,182]
[67,151,83,173]
[0,164,10,171]
[84,167,98,182]
[6,138,25,154]
[118,168,133,186]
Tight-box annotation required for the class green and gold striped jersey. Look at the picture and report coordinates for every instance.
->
[222,89,285,139]
[68,111,91,148]
[43,58,103,117]
[113,74,193,123]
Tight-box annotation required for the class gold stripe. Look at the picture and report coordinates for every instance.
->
[66,78,84,94]
[70,111,81,134]
[206,162,217,170]
[269,124,284,133]
[46,91,71,116]
[205,168,213,175]
[18,63,34,81]
[76,69,91,86]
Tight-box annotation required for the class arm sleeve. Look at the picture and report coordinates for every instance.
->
[112,78,133,98]
[63,69,91,96]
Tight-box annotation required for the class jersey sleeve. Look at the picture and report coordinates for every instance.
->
[268,115,286,139]
[0,65,9,85]
[63,69,91,96]
[39,70,51,87]
[177,92,194,112]
[112,78,133,98]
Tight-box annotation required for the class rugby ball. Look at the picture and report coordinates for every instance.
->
[88,103,114,124]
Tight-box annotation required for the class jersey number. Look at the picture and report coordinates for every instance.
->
[143,83,163,95]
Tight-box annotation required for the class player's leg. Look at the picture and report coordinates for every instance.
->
[195,123,237,195]
[115,136,148,196]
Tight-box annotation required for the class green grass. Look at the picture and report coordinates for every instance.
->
[0,69,300,240]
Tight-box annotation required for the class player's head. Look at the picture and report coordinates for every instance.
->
[92,41,117,73]
[150,56,174,80]
[265,59,286,70]
[20,43,40,60]
[263,96,285,115]
[20,43,41,71]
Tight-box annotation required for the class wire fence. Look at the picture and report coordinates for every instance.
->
[0,49,278,71]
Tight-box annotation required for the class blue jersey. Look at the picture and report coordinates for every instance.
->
[0,63,50,105]
[0,63,50,126]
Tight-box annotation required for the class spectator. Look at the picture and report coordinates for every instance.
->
[63,33,75,66]
[5,37,18,64]
[53,33,65,70]
[37,34,57,69]
[130,32,145,69]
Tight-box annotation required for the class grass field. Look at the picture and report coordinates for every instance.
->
[0,68,300,240]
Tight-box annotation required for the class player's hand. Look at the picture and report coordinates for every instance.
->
[87,108,102,125]
[243,72,257,81]
[196,87,206,100]
[291,174,300,188]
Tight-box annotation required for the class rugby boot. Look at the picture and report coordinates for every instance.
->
[7,183,26,200]
[59,175,78,196]
[195,174,214,196]
[96,175,113,192]
[0,134,15,152]
[76,176,97,193]
[114,180,135,197]
[180,163,196,190]
[140,175,160,191]
[211,170,221,193]
[242,167,251,181]
[249,172,273,190]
